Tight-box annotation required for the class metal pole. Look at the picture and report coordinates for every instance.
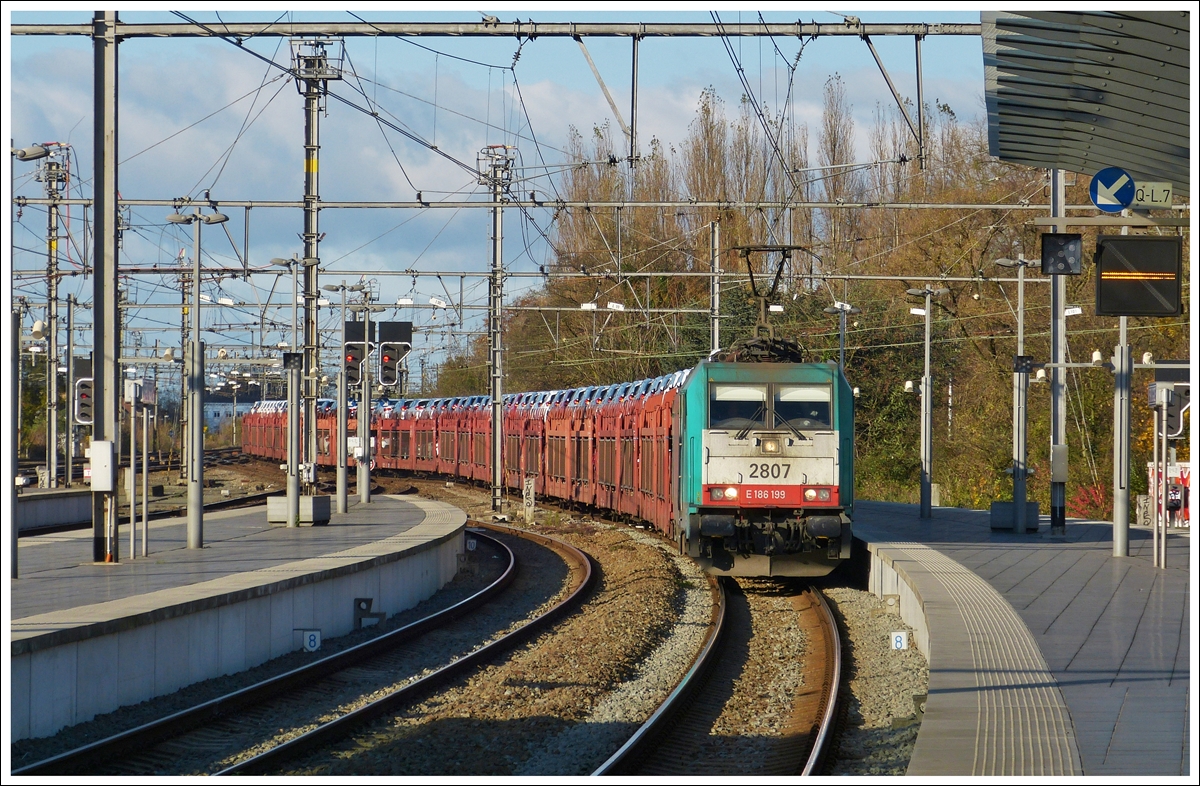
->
[359,306,372,505]
[1049,169,1067,537]
[1013,259,1029,533]
[710,220,720,354]
[338,285,348,513]
[93,10,120,563]
[12,309,20,578]
[187,211,204,549]
[65,294,74,487]
[920,290,933,518]
[1112,215,1132,556]
[915,35,925,170]
[488,153,506,512]
[337,285,348,513]
[839,309,847,372]
[46,160,60,488]
[1152,407,1159,567]
[141,402,148,556]
[1112,320,1130,556]
[291,259,298,351]
[630,35,639,161]
[129,395,136,558]
[1160,399,1169,568]
[287,363,300,526]
[286,256,301,522]
[301,47,327,498]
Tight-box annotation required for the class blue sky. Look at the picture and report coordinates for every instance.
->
[6,6,987,384]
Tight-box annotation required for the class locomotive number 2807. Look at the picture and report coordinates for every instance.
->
[748,462,791,479]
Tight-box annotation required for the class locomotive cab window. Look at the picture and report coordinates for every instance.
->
[709,384,767,429]
[774,384,832,430]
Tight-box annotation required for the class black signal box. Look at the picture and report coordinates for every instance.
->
[379,321,413,344]
[1041,233,1082,275]
[344,320,376,344]
[1095,236,1182,317]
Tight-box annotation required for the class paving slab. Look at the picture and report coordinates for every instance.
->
[855,501,1190,777]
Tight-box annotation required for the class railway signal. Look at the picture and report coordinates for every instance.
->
[74,377,94,425]
[378,341,410,387]
[344,342,366,386]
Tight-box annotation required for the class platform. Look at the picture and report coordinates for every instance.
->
[10,494,466,742]
[854,501,1191,777]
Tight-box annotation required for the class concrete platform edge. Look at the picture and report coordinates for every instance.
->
[12,524,462,656]
[10,498,466,741]
[859,535,1084,776]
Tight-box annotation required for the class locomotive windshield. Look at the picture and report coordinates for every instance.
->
[708,382,832,431]
[709,384,767,429]
[774,384,832,430]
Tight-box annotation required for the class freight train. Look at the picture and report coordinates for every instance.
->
[241,340,854,577]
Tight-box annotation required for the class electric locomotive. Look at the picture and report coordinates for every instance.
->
[241,343,853,578]
[676,355,853,576]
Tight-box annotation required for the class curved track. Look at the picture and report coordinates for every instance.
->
[595,582,840,776]
[13,526,585,776]
[220,521,594,775]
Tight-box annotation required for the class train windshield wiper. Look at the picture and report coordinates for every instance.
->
[774,412,810,442]
[734,404,766,440]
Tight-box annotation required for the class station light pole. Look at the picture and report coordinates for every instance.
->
[907,286,948,518]
[995,256,1033,532]
[823,301,860,372]
[273,256,303,520]
[167,204,228,548]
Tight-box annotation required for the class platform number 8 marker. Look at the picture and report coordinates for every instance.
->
[302,630,322,652]
[891,631,908,650]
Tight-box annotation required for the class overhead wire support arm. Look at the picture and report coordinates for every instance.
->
[859,30,924,160]
[574,36,631,143]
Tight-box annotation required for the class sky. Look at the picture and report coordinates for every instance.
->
[6,5,988,389]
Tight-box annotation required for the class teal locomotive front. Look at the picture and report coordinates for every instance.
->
[675,360,853,577]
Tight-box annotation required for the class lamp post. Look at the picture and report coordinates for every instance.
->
[272,256,303,523]
[995,257,1033,532]
[906,286,949,518]
[167,204,228,548]
[324,282,366,513]
[270,256,300,351]
[823,301,861,372]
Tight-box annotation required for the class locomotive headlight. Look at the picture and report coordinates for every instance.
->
[760,438,781,455]
[804,488,817,501]
[724,487,738,499]
[804,487,832,502]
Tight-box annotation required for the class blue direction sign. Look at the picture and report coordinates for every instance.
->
[1089,166,1135,213]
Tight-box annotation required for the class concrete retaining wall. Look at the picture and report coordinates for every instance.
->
[16,489,92,532]
[11,522,463,741]
[864,539,931,659]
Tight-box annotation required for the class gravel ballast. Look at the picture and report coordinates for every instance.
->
[822,585,930,776]
[283,517,697,775]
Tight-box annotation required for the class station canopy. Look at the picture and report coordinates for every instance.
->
[983,11,1190,198]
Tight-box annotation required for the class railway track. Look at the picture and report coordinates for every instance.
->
[595,582,841,776]
[14,525,593,777]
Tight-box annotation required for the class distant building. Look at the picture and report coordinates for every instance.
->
[203,402,255,428]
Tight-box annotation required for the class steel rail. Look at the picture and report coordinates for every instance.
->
[595,583,842,776]
[217,521,595,775]
[11,529,517,776]
[12,22,982,38]
[592,574,727,775]
[800,587,843,776]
